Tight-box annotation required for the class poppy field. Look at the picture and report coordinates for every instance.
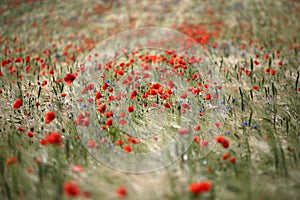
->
[0,0,300,199]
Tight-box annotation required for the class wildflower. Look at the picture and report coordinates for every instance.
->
[41,80,47,87]
[214,121,222,126]
[178,127,189,134]
[123,145,131,152]
[264,54,269,59]
[215,136,229,148]
[12,98,22,109]
[193,136,199,143]
[116,140,124,145]
[180,92,188,99]
[46,131,62,145]
[194,125,201,131]
[116,186,127,197]
[242,120,248,126]
[222,152,230,160]
[127,105,134,113]
[106,118,113,126]
[40,138,48,145]
[270,69,276,75]
[253,85,259,90]
[119,119,126,125]
[264,67,270,73]
[252,124,258,129]
[44,111,56,124]
[87,140,95,148]
[63,181,81,197]
[106,110,114,118]
[71,164,83,173]
[18,126,26,131]
[189,180,212,194]
[64,73,76,84]
[6,157,17,165]
[200,140,209,147]
[27,131,34,137]
[205,93,211,100]
[130,90,138,99]
[97,103,107,114]
[229,156,236,163]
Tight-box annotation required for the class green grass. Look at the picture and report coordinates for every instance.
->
[0,0,300,199]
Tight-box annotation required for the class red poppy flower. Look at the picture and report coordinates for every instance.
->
[106,118,113,126]
[40,138,48,145]
[18,126,26,132]
[222,152,230,160]
[194,125,201,131]
[27,131,34,138]
[12,98,22,109]
[253,85,259,90]
[46,131,62,145]
[270,69,276,75]
[97,103,107,114]
[127,105,134,112]
[205,94,211,100]
[64,73,76,84]
[106,110,114,118]
[71,164,83,173]
[88,140,96,148]
[44,111,56,124]
[178,127,189,134]
[63,181,81,197]
[116,140,124,145]
[6,156,17,165]
[193,136,199,143]
[215,136,229,148]
[116,186,127,197]
[229,156,236,163]
[180,92,187,99]
[200,139,209,146]
[189,180,212,194]
[60,93,67,97]
[123,145,131,152]
[214,121,222,126]
[119,119,126,125]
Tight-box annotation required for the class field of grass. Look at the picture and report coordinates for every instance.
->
[0,0,300,199]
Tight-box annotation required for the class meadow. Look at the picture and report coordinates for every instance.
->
[0,0,299,199]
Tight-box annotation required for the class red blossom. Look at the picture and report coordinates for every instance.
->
[270,69,276,75]
[27,131,34,137]
[12,98,22,109]
[123,145,132,152]
[222,152,230,160]
[127,105,134,113]
[64,72,76,84]
[6,156,17,165]
[106,118,113,126]
[215,136,229,148]
[178,127,189,134]
[44,111,56,124]
[229,156,236,163]
[253,85,259,90]
[71,164,83,173]
[63,181,81,197]
[189,180,212,194]
[116,186,127,197]
[46,131,62,145]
